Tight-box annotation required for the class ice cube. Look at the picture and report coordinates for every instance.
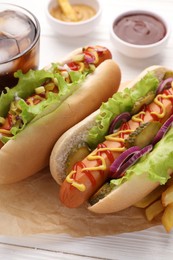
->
[0,10,34,52]
[0,38,19,63]
[0,11,30,38]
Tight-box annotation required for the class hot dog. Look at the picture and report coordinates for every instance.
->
[0,45,121,184]
[50,65,173,213]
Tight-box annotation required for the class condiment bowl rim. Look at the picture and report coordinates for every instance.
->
[110,9,171,49]
[46,0,102,26]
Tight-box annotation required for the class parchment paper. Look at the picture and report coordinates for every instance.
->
[0,167,161,236]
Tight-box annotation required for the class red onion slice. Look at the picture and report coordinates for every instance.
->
[152,115,173,146]
[156,78,173,95]
[110,145,153,179]
[84,52,95,64]
[108,112,131,134]
[110,146,140,177]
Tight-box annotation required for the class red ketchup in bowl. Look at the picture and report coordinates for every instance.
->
[113,12,166,45]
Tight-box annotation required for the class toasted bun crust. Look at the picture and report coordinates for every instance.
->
[50,110,99,185]
[0,59,121,184]
[49,65,170,212]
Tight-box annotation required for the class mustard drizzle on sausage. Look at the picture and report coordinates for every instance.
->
[132,111,146,122]
[66,170,86,191]
[151,94,173,119]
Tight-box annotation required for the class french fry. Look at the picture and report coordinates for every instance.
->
[162,184,173,207]
[161,203,173,232]
[57,0,78,21]
[134,177,173,232]
[134,185,166,208]
[145,199,164,221]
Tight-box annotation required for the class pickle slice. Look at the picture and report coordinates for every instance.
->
[131,91,155,114]
[66,144,90,174]
[124,121,162,149]
[89,182,112,205]
[164,71,173,79]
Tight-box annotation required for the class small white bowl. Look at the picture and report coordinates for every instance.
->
[110,10,171,58]
[46,0,102,37]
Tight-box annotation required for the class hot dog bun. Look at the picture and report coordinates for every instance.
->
[49,65,172,213]
[50,65,166,183]
[0,48,121,184]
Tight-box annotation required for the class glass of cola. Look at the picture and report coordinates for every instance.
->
[0,3,40,92]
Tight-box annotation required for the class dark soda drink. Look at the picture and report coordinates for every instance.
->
[0,4,40,92]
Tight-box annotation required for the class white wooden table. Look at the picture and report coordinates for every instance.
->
[1,0,173,259]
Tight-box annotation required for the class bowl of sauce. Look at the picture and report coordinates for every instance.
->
[46,0,102,37]
[110,10,170,58]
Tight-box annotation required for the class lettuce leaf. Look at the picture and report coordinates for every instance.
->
[111,127,173,187]
[30,71,86,123]
[0,69,54,118]
[0,67,87,143]
[87,71,160,149]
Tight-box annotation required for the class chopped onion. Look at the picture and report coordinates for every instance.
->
[58,64,71,72]
[110,145,153,179]
[108,112,131,134]
[95,47,106,53]
[14,93,21,101]
[156,78,173,94]
[84,52,95,64]
[85,56,95,64]
[110,146,140,177]
[152,115,173,146]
